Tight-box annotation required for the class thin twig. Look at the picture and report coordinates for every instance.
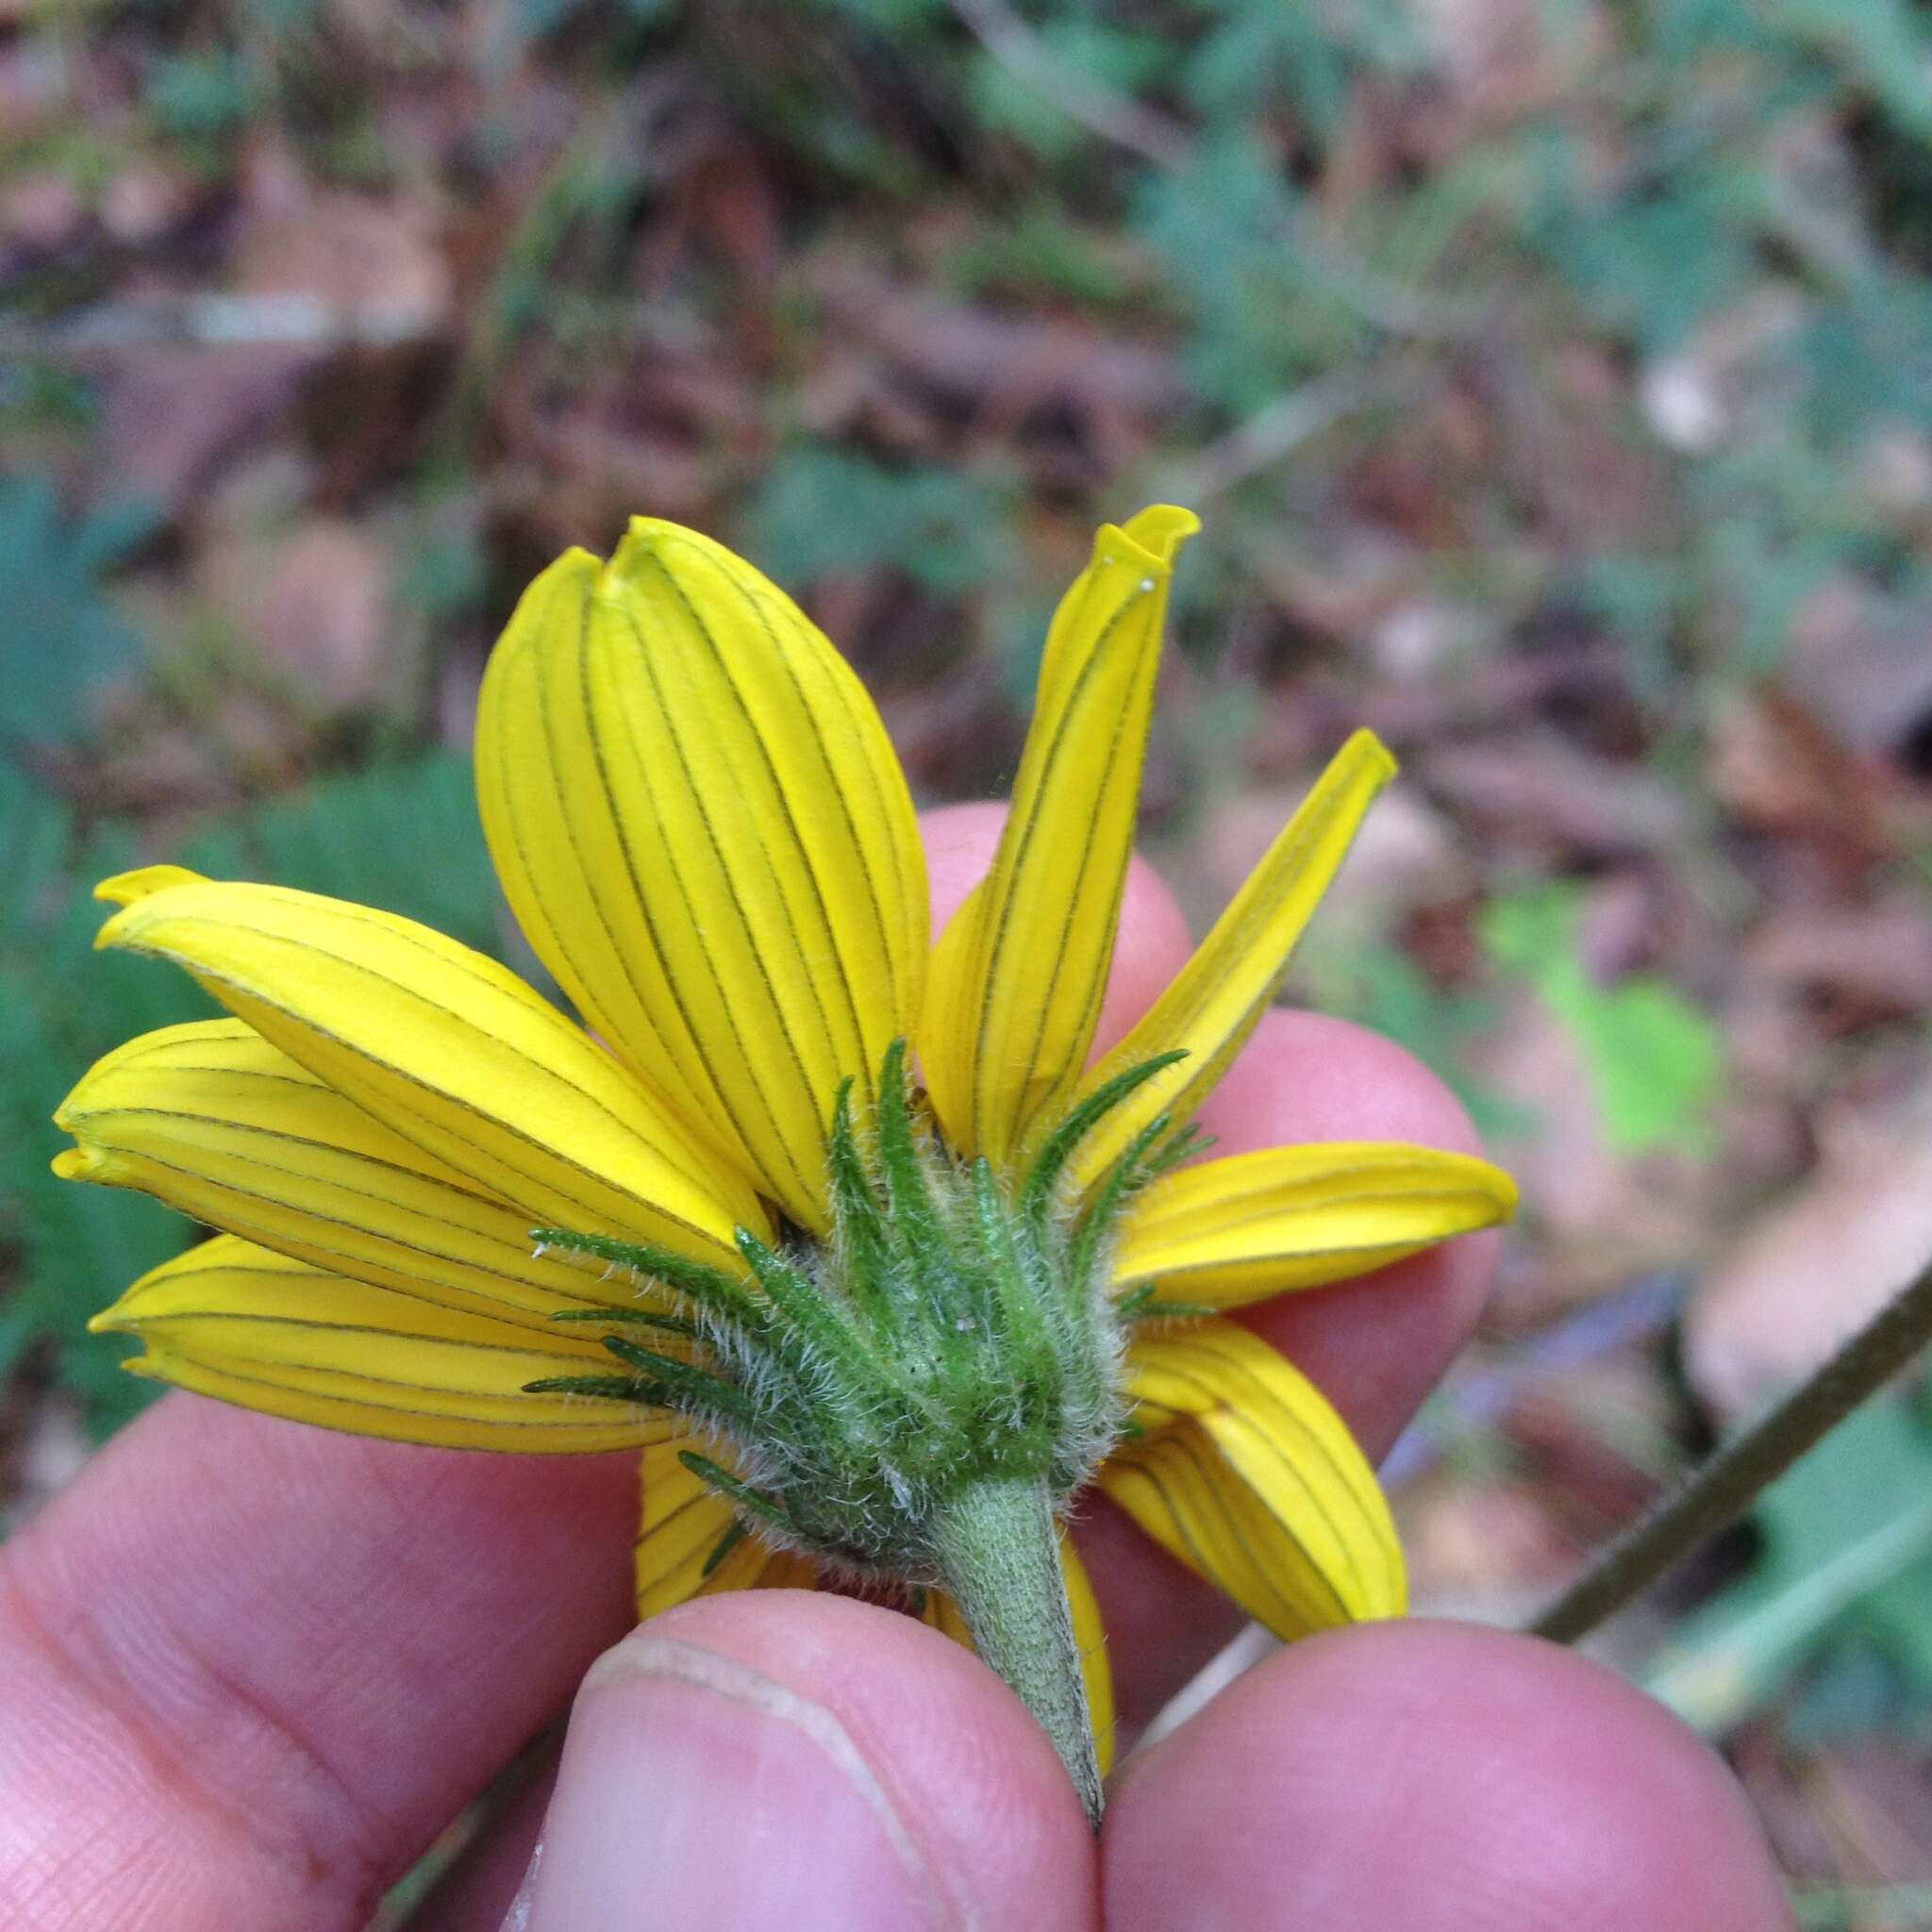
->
[1155,362,1437,503]
[1532,1248,1932,1645]
[0,291,439,357]
[946,0,1194,168]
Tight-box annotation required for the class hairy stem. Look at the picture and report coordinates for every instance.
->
[930,1474,1101,1826]
[1533,1247,1932,1645]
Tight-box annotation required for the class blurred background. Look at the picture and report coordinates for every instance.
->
[4,0,1932,1918]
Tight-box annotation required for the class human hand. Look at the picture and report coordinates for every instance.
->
[0,814,1794,1930]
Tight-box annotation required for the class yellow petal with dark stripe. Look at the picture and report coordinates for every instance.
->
[92,872,766,1266]
[476,526,928,1232]
[687,1529,820,1601]
[1098,1320,1405,1639]
[92,1235,663,1453]
[1112,1142,1518,1310]
[1061,1531,1116,1774]
[634,1433,816,1619]
[922,507,1198,1168]
[1067,730,1396,1194]
[55,1019,691,1334]
[920,1530,1116,1774]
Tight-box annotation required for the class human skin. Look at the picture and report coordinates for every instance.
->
[0,808,1796,1930]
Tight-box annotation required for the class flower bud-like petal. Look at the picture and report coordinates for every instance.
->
[475,525,929,1233]
[1112,1141,1517,1310]
[923,506,1198,1171]
[93,1236,668,1453]
[1101,1319,1406,1637]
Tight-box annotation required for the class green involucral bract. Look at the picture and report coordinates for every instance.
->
[527,1039,1192,1583]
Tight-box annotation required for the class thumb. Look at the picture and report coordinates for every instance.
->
[510,1591,1093,1932]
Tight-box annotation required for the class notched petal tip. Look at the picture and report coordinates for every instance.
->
[1118,502,1202,567]
[537,543,607,595]
[50,1144,100,1181]
[92,864,209,911]
[1484,1158,1522,1224]
[1091,505,1201,585]
[93,866,214,950]
[606,514,720,589]
[1343,724,1399,783]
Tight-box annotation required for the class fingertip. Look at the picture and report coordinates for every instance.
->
[1100,855,1195,1053]
[920,803,1010,933]
[1199,1008,1502,1461]
[1106,1619,1794,1932]
[525,1591,1094,1932]
[1200,1008,1486,1159]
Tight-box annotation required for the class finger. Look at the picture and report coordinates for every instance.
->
[924,805,1500,1733]
[1104,1619,1795,1931]
[0,1405,638,1929]
[1210,1008,1500,1442]
[515,1590,1094,1932]
[0,801,1482,1932]
[0,808,1173,1932]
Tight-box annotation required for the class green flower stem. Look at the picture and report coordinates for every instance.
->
[1533,1246,1932,1645]
[930,1474,1102,1827]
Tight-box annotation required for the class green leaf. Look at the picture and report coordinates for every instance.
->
[1644,1399,1932,1735]
[1483,886,1722,1156]
[741,448,1018,598]
[967,20,1164,159]
[146,50,260,141]
[3,752,516,1444]
[181,752,511,964]
[0,477,157,749]
[1129,136,1366,408]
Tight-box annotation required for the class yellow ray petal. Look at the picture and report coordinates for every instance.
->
[55,1019,697,1334]
[92,1235,664,1453]
[1060,1530,1116,1775]
[634,1432,816,1619]
[1112,1141,1518,1310]
[475,526,928,1232]
[691,1534,820,1599]
[922,508,1199,1168]
[92,871,767,1266]
[1098,1320,1405,1640]
[920,1530,1116,1775]
[919,1582,974,1647]
[1066,730,1396,1194]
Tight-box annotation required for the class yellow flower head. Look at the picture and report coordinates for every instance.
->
[56,507,1515,1811]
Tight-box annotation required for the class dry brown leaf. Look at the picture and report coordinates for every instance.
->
[1786,575,1932,758]
[202,520,394,709]
[1425,730,1687,856]
[1686,1083,1932,1422]
[96,342,321,516]
[1707,685,1894,858]
[1404,1475,1574,1599]
[1746,897,1932,1022]
[236,168,451,341]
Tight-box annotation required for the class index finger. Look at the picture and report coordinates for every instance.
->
[0,807,1493,1932]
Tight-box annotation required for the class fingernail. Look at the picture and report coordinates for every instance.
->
[521,1635,951,1932]
[498,1840,541,1932]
